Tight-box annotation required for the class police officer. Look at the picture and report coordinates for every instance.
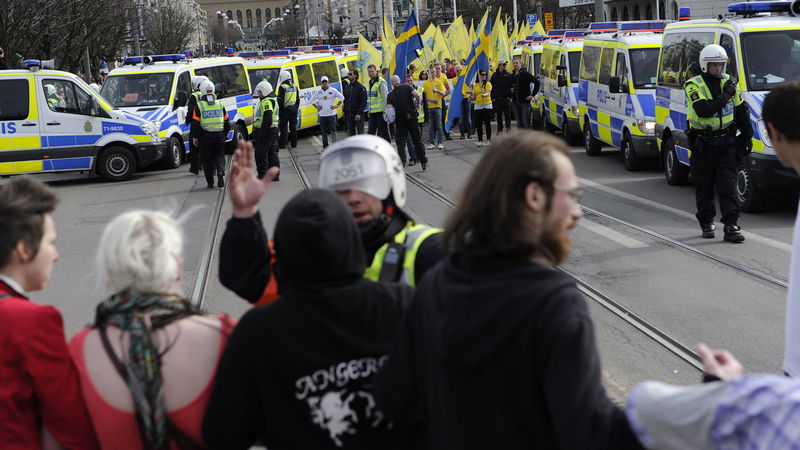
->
[185,76,208,175]
[44,84,62,111]
[218,134,448,304]
[252,80,280,180]
[686,44,752,243]
[276,70,299,149]
[367,64,391,142]
[192,80,230,189]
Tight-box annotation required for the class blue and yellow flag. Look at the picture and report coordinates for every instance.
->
[445,10,493,133]
[390,11,425,83]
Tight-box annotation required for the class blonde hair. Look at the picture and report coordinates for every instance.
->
[96,210,183,295]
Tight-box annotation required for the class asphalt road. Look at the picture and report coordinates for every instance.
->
[5,127,796,400]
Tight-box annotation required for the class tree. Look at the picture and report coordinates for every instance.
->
[144,1,197,54]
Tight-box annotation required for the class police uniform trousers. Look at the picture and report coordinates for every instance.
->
[690,136,740,226]
[368,112,391,142]
[188,123,201,173]
[395,112,426,166]
[199,131,226,184]
[254,127,279,178]
[278,107,298,148]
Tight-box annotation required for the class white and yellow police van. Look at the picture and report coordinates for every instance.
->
[243,49,344,130]
[336,49,358,76]
[540,29,585,144]
[0,60,164,181]
[578,21,663,170]
[655,1,800,210]
[101,54,254,165]
[523,35,545,128]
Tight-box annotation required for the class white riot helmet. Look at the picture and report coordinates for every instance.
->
[340,68,350,79]
[199,79,215,95]
[319,135,407,208]
[191,75,209,91]
[253,80,273,98]
[699,44,728,78]
[278,70,292,84]
[44,84,56,96]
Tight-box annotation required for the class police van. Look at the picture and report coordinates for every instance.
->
[337,50,358,76]
[655,1,800,210]
[0,60,164,181]
[100,54,254,166]
[540,29,585,144]
[578,21,663,170]
[244,49,344,130]
[523,35,545,128]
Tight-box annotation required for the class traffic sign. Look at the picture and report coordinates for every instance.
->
[526,14,538,28]
[544,12,554,31]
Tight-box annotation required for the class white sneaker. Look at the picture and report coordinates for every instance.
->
[476,141,483,147]
[426,143,435,149]
[487,139,491,146]
[437,143,444,149]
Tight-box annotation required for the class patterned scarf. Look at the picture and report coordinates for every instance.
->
[94,289,200,450]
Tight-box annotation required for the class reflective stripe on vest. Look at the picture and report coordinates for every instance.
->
[281,83,298,107]
[198,97,225,132]
[191,91,200,102]
[254,97,277,128]
[415,86,425,123]
[368,78,386,113]
[364,222,442,286]
[685,74,741,131]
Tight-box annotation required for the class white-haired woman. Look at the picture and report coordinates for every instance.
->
[69,210,234,449]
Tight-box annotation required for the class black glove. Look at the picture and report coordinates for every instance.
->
[735,135,753,162]
[723,79,737,97]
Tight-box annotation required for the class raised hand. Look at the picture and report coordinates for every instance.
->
[228,140,279,218]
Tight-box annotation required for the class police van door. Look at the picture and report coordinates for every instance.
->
[0,75,42,171]
[555,51,568,128]
[38,76,105,169]
[606,50,629,147]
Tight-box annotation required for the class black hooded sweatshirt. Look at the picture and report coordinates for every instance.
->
[374,252,644,450]
[203,190,415,450]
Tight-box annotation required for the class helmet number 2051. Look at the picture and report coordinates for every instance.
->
[335,164,364,181]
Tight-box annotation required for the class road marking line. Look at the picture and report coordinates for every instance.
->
[310,135,322,146]
[578,177,792,253]
[579,219,649,249]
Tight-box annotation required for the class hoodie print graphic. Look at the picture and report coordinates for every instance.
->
[296,356,389,447]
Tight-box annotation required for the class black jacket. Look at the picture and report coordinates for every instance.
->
[219,207,446,304]
[185,93,202,139]
[345,80,368,113]
[387,84,417,115]
[203,190,415,450]
[490,69,513,99]
[512,67,540,102]
[375,252,644,450]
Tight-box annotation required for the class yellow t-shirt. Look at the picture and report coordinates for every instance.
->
[423,78,445,108]
[437,73,451,99]
[472,81,493,107]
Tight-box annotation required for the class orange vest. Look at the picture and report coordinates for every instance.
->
[255,239,280,306]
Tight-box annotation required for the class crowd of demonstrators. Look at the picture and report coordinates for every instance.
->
[0,177,99,450]
[387,74,428,169]
[70,210,234,449]
[311,75,345,149]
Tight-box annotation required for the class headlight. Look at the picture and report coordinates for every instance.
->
[140,121,161,140]
[757,119,772,147]
[637,120,656,132]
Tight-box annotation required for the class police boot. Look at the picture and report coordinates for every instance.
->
[206,174,215,189]
[217,174,225,189]
[723,224,745,243]
[701,223,715,239]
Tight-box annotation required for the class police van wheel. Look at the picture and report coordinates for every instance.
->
[161,137,183,169]
[98,146,136,181]
[621,134,643,171]
[583,121,602,156]
[561,115,579,146]
[736,163,764,212]
[663,137,689,185]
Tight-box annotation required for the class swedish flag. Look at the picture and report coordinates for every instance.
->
[390,11,425,83]
[446,10,493,133]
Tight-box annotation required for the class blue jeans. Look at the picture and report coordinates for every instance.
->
[513,100,532,129]
[459,98,473,135]
[428,107,443,145]
[319,115,338,148]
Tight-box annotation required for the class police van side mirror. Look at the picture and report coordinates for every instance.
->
[609,76,621,93]
[174,91,188,109]
[557,73,567,87]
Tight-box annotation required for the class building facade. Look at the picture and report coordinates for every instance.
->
[604,0,737,23]
[198,0,288,39]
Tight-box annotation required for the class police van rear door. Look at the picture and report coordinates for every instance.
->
[0,75,42,172]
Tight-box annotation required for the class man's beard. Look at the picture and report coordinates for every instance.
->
[542,225,572,265]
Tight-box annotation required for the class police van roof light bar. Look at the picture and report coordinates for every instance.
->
[618,21,666,32]
[122,54,186,65]
[22,59,42,71]
[679,7,692,20]
[588,21,619,32]
[546,29,566,37]
[531,35,546,42]
[264,50,291,57]
[728,1,800,15]
[564,30,587,39]
[239,51,260,58]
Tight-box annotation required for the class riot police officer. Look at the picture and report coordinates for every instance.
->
[192,80,230,189]
[252,81,280,180]
[686,44,752,243]
[185,76,208,175]
[276,70,299,149]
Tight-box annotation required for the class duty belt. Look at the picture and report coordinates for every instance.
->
[693,127,735,139]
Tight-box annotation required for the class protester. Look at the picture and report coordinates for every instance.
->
[375,130,643,449]
[511,55,539,129]
[69,209,234,449]
[405,72,427,166]
[311,75,344,149]
[0,176,99,450]
[471,69,493,146]
[423,68,446,150]
[433,63,452,140]
[387,74,427,169]
[203,185,415,449]
[490,59,514,134]
[344,69,367,136]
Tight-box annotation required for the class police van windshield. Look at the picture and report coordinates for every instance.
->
[741,30,800,91]
[568,51,582,83]
[533,53,542,76]
[630,48,659,88]
[100,73,174,107]
[248,68,280,91]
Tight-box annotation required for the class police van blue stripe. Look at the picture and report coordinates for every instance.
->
[610,117,624,131]
[637,94,655,117]
[588,108,598,122]
[669,110,687,129]
[43,157,93,171]
[102,121,143,136]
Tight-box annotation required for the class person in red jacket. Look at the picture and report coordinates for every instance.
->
[0,176,99,450]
